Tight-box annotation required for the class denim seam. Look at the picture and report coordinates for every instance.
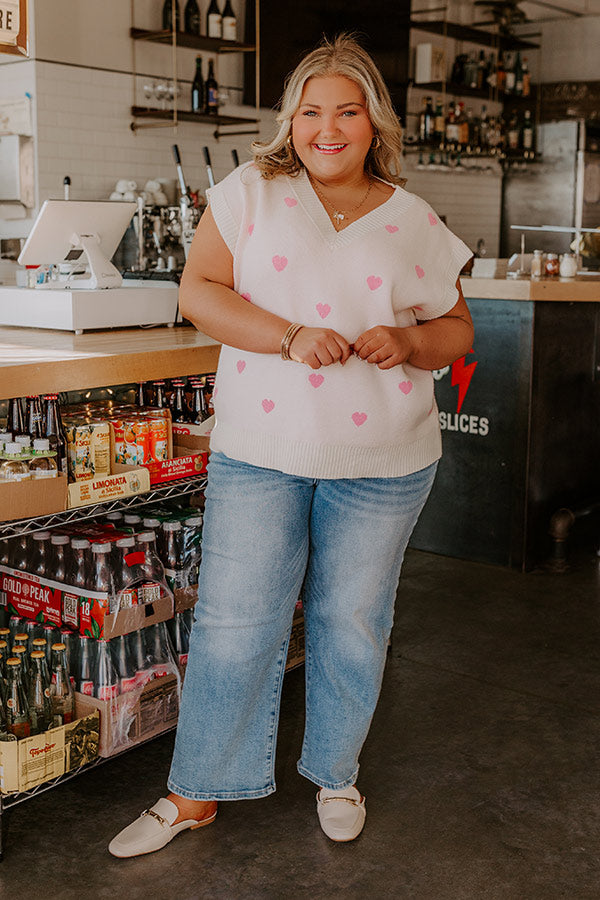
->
[264,627,293,789]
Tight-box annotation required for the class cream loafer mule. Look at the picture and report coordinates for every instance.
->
[316,785,366,842]
[108,797,217,858]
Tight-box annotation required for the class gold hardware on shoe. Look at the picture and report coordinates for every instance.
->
[319,795,363,806]
[141,808,169,828]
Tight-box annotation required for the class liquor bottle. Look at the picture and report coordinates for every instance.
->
[30,529,52,578]
[92,639,119,700]
[44,394,68,476]
[191,57,206,115]
[26,395,43,440]
[507,113,519,151]
[76,635,95,695]
[162,0,181,31]
[110,635,138,693]
[505,53,516,94]
[479,105,489,149]
[513,52,524,96]
[421,96,435,144]
[456,102,469,147]
[5,657,30,738]
[206,0,222,38]
[189,380,209,423]
[433,98,444,145]
[184,0,201,35]
[7,398,25,437]
[496,51,506,94]
[162,520,185,594]
[50,533,70,582]
[445,101,459,148]
[28,650,53,734]
[151,380,167,409]
[476,50,486,90]
[521,109,534,153]
[167,610,191,669]
[50,642,74,725]
[221,0,237,41]
[205,59,219,115]
[170,380,191,423]
[67,538,92,590]
[522,58,531,97]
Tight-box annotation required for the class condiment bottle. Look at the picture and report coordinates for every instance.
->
[545,253,560,277]
[559,253,577,278]
[0,442,31,482]
[530,249,544,279]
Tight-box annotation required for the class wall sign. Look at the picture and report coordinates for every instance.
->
[0,0,27,57]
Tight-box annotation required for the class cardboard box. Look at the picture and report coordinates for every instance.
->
[0,565,174,638]
[0,473,68,523]
[67,463,150,508]
[172,414,214,440]
[286,608,305,672]
[414,43,446,83]
[76,673,179,758]
[0,702,99,794]
[141,440,208,485]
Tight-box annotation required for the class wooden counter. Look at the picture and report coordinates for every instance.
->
[461,276,600,302]
[0,326,221,400]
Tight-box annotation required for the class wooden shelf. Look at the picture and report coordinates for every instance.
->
[0,325,221,400]
[409,20,539,50]
[131,105,258,128]
[130,27,255,53]
[411,82,536,103]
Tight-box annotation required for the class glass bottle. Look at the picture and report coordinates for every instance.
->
[50,533,70,582]
[76,635,95,695]
[9,534,29,571]
[206,0,222,37]
[167,610,190,668]
[7,398,25,437]
[136,381,150,408]
[522,57,531,97]
[205,59,219,115]
[123,513,143,533]
[151,381,167,409]
[111,634,138,693]
[184,0,201,35]
[28,650,53,734]
[183,514,203,587]
[44,394,68,476]
[12,645,30,686]
[26,395,43,440]
[189,380,209,423]
[146,622,175,678]
[170,380,191,423]
[4,657,30,738]
[191,56,205,114]
[67,538,92,590]
[31,529,52,578]
[92,639,119,700]
[128,628,152,687]
[112,536,139,612]
[221,0,237,40]
[162,520,185,594]
[162,0,181,31]
[49,642,75,725]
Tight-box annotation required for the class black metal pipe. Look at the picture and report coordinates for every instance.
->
[547,501,600,572]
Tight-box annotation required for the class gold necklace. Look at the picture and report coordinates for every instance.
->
[309,176,374,229]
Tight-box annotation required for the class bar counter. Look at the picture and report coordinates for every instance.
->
[411,275,600,570]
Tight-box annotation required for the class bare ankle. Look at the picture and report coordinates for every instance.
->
[167,792,217,823]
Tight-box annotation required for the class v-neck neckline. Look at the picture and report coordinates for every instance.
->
[289,169,409,247]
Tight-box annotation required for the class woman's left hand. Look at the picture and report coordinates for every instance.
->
[353,326,415,370]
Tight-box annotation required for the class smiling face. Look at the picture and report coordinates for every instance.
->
[291,75,375,186]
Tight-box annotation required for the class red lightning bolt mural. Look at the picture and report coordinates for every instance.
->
[451,350,477,413]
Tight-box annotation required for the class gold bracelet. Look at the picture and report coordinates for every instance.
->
[280,322,303,361]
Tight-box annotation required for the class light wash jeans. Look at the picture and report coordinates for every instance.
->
[168,451,437,800]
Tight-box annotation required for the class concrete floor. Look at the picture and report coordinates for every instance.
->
[2,546,600,900]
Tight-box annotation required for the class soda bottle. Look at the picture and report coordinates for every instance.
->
[170,381,191,424]
[189,380,209,424]
[123,513,143,533]
[8,614,24,643]
[42,624,60,668]
[136,531,164,605]
[12,644,29,686]
[60,628,78,685]
[93,639,119,700]
[151,381,167,409]
[90,544,114,614]
[13,630,29,651]
[167,611,190,669]
[105,510,124,525]
[162,521,185,595]
[4,657,30,738]
[32,636,48,664]
[0,638,8,698]
[183,515,202,587]
[50,533,70,582]
[127,628,152,687]
[113,537,139,611]
[110,635,138,693]
[43,394,68,476]
[0,538,10,566]
[67,538,92,590]
[135,381,150,408]
[10,534,30,571]
[7,397,25,437]
[49,642,75,725]
[142,518,162,553]
[28,650,53,734]
[26,395,43,440]
[75,635,95,695]
[31,529,52,577]
[145,622,175,678]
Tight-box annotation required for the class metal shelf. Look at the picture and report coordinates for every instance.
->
[0,475,208,540]
[409,19,540,50]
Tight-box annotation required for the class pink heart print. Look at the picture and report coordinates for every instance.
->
[248,224,255,236]
[272,255,288,272]
[415,265,425,279]
[284,197,297,207]
[262,399,275,413]
[240,292,252,303]
[309,373,324,388]
[428,213,437,226]
[352,412,367,427]
[315,302,331,319]
[236,360,246,374]
[385,225,399,233]
[367,275,382,291]
[398,380,413,395]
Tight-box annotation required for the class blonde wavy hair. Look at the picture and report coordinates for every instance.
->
[251,34,405,186]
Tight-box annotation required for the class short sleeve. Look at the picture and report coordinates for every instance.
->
[205,162,254,254]
[411,205,473,321]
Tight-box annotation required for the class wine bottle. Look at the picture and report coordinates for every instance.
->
[191,56,206,114]
[162,0,181,31]
[205,59,219,115]
[221,0,237,41]
[184,0,201,35]
[206,0,222,38]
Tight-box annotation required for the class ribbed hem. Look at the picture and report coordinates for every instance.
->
[206,184,239,254]
[417,235,474,321]
[210,420,442,479]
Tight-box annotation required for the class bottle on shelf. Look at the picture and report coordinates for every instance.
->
[128,628,152,687]
[189,380,209,423]
[50,642,75,725]
[170,380,191,423]
[12,645,30,686]
[151,380,168,409]
[476,50,486,91]
[167,610,190,669]
[31,529,52,578]
[433,97,444,145]
[504,52,516,95]
[67,538,93,591]
[0,443,31,482]
[112,536,139,612]
[50,533,70,582]
[205,59,219,115]
[111,634,138,693]
[445,101,459,149]
[136,381,150,408]
[183,0,201,35]
[92,639,119,700]
[513,51,524,97]
[90,542,114,597]
[496,51,506,94]
[206,0,222,38]
[162,520,185,595]
[28,650,53,734]
[507,113,519,151]
[26,395,43,440]
[7,398,25,437]
[191,56,206,114]
[4,657,30,738]
[522,58,531,97]
[162,0,181,31]
[43,394,68,476]
[521,109,534,154]
[146,621,175,678]
[30,438,58,479]
[76,635,95,695]
[419,96,435,144]
[221,0,237,41]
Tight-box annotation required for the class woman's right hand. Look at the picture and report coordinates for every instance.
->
[289,327,352,369]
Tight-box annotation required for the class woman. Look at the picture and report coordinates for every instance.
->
[109,34,473,857]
